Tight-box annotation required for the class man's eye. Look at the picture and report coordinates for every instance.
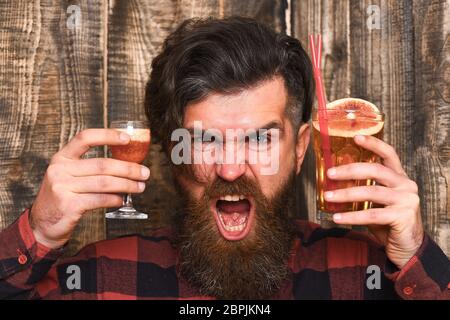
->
[192,135,221,151]
[258,134,270,143]
[192,136,203,144]
[248,133,270,144]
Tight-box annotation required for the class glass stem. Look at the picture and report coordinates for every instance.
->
[123,193,133,208]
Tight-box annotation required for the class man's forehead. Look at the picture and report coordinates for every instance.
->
[183,76,288,131]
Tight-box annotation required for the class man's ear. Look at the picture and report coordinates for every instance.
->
[295,123,310,174]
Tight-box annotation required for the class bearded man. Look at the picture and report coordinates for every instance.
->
[0,17,448,300]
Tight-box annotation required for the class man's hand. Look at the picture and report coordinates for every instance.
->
[30,129,151,249]
[324,135,424,269]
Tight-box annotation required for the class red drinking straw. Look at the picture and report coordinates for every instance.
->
[309,34,335,192]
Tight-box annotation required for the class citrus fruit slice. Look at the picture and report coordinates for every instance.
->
[312,98,384,137]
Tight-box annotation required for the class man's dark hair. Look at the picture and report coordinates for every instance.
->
[145,16,314,153]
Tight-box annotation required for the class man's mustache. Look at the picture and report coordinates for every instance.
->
[203,175,262,200]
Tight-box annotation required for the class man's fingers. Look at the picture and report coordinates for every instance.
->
[324,185,401,206]
[79,193,124,211]
[66,158,150,181]
[58,129,130,160]
[327,162,408,188]
[354,135,406,176]
[332,208,397,225]
[70,176,146,194]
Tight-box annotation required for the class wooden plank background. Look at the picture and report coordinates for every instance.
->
[0,0,448,256]
[0,0,107,255]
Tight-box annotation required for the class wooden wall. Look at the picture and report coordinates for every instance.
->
[0,0,448,256]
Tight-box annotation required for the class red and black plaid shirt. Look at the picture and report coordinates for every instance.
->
[0,208,449,300]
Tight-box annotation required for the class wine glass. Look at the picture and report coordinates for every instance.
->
[105,120,151,219]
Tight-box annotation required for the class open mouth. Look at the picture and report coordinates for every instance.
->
[211,194,255,241]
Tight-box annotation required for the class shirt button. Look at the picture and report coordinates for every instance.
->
[403,286,414,296]
[18,254,28,265]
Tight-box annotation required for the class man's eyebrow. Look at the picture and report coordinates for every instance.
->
[185,127,195,135]
[256,120,284,132]
[184,120,284,136]
[185,127,212,136]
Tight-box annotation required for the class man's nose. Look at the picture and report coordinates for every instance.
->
[215,163,246,182]
[214,137,247,181]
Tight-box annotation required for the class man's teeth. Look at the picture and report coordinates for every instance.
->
[224,224,245,232]
[216,195,249,232]
[219,194,246,201]
[217,211,247,232]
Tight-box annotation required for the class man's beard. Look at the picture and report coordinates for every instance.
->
[174,172,297,300]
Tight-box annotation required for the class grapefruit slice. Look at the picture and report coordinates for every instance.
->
[312,98,384,137]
